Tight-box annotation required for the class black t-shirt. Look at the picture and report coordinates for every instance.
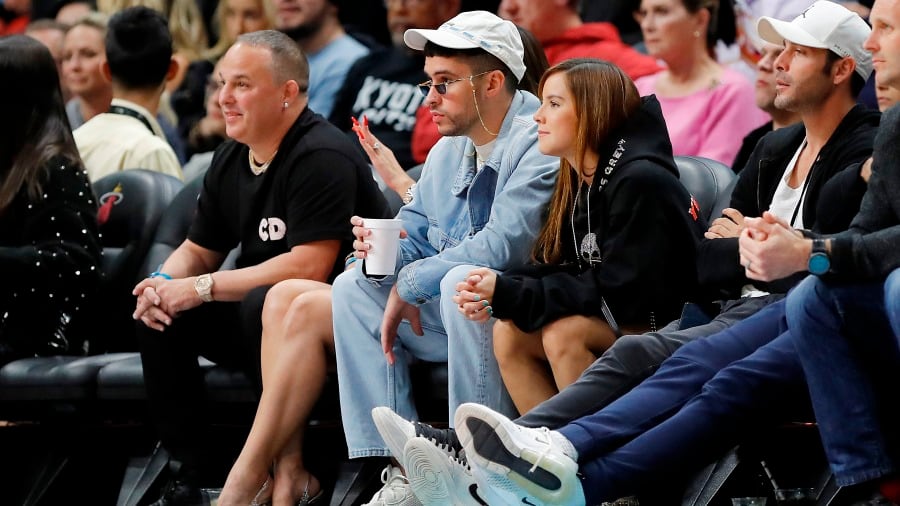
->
[329,46,427,170]
[188,107,391,280]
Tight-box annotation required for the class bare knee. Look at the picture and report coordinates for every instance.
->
[281,289,333,347]
[262,280,302,329]
[493,320,524,364]
[541,326,582,364]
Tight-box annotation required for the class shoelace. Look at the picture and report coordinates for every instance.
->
[374,466,411,499]
[414,422,462,456]
[528,427,554,474]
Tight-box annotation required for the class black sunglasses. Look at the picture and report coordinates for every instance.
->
[417,70,495,98]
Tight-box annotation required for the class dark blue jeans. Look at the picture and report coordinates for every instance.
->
[556,300,810,504]
[787,270,900,486]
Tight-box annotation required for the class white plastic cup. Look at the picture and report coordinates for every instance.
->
[362,218,403,276]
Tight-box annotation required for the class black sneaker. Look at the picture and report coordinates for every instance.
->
[372,407,463,462]
[149,479,211,506]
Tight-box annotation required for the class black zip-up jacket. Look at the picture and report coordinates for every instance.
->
[697,104,880,299]
[490,96,707,331]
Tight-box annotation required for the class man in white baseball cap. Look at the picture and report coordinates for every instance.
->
[403,10,526,84]
[757,0,874,80]
[331,9,559,506]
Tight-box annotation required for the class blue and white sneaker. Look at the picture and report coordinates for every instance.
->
[455,403,586,506]
[402,436,491,506]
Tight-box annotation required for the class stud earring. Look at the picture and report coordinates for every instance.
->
[283,101,289,110]
[693,30,701,38]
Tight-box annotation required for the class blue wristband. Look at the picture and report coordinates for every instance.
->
[150,271,172,280]
[345,256,357,268]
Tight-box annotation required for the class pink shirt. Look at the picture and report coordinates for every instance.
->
[635,67,769,166]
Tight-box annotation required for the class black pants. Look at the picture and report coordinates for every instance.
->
[137,285,269,479]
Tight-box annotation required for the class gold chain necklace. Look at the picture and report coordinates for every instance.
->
[248,149,277,176]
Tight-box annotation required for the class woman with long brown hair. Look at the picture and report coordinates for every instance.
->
[454,58,705,415]
[0,36,102,365]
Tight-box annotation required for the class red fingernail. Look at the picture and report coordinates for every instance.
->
[363,115,369,127]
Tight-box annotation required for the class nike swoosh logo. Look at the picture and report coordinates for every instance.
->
[468,483,489,505]
[522,498,538,505]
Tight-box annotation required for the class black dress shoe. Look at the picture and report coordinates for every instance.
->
[149,479,210,506]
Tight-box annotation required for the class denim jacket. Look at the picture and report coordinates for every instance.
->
[381,91,558,304]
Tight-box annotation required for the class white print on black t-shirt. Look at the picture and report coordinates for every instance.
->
[258,217,287,241]
[353,76,423,132]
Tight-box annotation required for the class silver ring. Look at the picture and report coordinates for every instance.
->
[372,142,381,150]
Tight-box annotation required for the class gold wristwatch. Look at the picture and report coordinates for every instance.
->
[194,273,214,302]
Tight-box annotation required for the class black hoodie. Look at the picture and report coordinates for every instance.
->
[490,96,707,332]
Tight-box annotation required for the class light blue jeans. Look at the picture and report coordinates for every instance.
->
[332,264,516,458]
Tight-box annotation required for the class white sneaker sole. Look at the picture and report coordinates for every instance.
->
[373,406,414,461]
[403,438,459,506]
[455,403,584,506]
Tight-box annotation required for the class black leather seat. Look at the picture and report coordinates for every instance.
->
[137,174,203,277]
[91,169,184,353]
[673,155,737,223]
[0,170,183,420]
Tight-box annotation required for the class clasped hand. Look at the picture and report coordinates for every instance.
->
[452,267,497,323]
[738,211,808,282]
[132,277,203,331]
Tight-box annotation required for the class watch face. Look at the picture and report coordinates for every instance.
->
[196,275,212,291]
[809,253,830,275]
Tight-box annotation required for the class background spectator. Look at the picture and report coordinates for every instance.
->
[498,0,661,80]
[634,0,768,165]
[73,6,183,181]
[328,0,461,171]
[274,0,369,118]
[180,60,226,182]
[96,0,209,94]
[25,18,69,100]
[171,0,275,157]
[581,0,644,45]
[875,81,900,111]
[731,42,802,173]
[54,0,93,24]
[62,12,110,128]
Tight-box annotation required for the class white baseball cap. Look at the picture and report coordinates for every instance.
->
[404,10,526,83]
[757,0,873,80]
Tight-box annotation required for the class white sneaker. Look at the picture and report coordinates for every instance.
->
[402,437,491,506]
[372,407,463,462]
[362,465,422,506]
[455,403,585,506]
